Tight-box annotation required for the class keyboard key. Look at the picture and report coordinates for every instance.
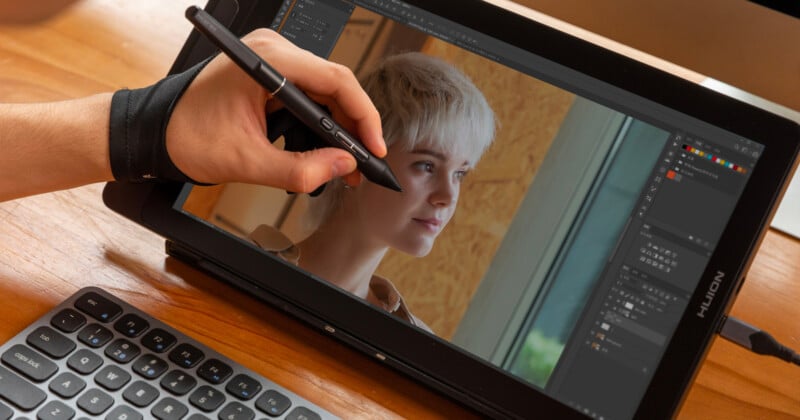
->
[105,405,143,420]
[1,344,58,382]
[49,371,87,398]
[151,397,188,420]
[196,358,232,384]
[169,343,204,369]
[37,400,75,420]
[77,324,113,348]
[0,365,47,410]
[160,370,197,396]
[94,365,131,391]
[218,401,255,420]
[104,339,140,364]
[188,385,226,412]
[74,291,122,323]
[141,328,177,354]
[50,308,86,333]
[225,374,261,400]
[123,380,160,407]
[26,326,76,359]
[286,406,322,420]
[76,388,114,415]
[186,414,210,420]
[113,313,149,338]
[256,389,292,417]
[67,348,104,375]
[132,354,168,379]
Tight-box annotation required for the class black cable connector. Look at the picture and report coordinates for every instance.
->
[719,316,800,366]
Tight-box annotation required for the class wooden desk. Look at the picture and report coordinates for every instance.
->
[1,1,798,418]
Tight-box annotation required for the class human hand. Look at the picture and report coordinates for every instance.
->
[165,28,386,192]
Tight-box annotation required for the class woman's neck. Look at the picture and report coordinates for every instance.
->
[296,211,387,299]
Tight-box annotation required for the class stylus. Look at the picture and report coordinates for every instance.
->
[185,5,403,192]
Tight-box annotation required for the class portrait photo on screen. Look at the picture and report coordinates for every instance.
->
[174,4,762,415]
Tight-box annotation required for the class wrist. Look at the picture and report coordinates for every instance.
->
[108,58,211,184]
[0,93,113,201]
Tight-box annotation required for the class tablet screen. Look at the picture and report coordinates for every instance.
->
[165,1,778,417]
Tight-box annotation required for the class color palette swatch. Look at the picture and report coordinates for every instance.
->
[682,144,747,174]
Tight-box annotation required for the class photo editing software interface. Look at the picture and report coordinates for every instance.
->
[549,133,760,414]
[180,0,764,417]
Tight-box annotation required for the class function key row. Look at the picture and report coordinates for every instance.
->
[52,308,177,355]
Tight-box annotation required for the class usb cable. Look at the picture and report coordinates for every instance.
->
[719,316,800,365]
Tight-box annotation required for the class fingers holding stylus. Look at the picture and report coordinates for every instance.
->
[167,26,387,191]
[242,29,387,161]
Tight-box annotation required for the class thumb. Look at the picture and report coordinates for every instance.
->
[267,147,356,193]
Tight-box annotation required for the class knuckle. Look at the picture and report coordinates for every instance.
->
[327,62,356,83]
[286,155,316,193]
[243,28,280,51]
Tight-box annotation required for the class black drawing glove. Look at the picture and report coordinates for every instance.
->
[108,58,211,184]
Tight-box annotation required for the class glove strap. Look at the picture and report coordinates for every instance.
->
[109,58,210,184]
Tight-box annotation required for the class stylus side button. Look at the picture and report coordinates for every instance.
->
[375,353,386,361]
[319,117,334,132]
[323,325,335,334]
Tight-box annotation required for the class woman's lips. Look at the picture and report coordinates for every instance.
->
[413,218,442,232]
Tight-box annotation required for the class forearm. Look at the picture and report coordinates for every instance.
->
[0,93,113,201]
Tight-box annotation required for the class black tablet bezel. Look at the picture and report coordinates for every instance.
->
[103,0,800,418]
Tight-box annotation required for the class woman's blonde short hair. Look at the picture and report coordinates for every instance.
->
[307,52,496,229]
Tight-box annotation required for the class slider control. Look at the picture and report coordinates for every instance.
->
[335,131,369,161]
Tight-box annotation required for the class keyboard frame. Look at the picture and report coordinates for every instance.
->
[0,286,337,419]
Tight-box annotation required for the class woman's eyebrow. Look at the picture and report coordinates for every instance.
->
[409,148,447,161]
[410,148,472,167]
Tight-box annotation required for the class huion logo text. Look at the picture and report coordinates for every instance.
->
[696,270,725,318]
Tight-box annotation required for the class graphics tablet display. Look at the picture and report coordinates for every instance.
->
[103,0,800,418]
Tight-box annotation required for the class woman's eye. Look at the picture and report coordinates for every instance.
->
[455,170,468,181]
[414,161,434,172]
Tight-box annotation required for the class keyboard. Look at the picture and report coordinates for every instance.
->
[0,286,337,420]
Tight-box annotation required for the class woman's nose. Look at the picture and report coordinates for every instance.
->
[430,176,457,207]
